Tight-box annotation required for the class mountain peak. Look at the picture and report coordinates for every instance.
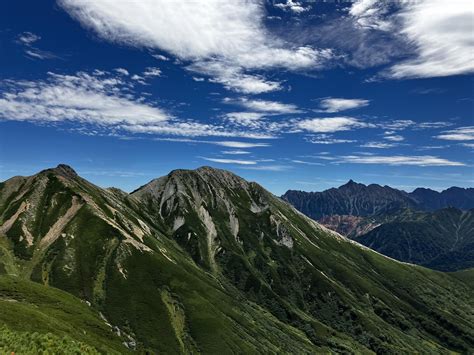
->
[54,164,78,178]
[40,164,78,179]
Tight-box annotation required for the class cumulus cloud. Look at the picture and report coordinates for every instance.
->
[58,0,332,93]
[297,117,368,133]
[227,97,301,114]
[436,126,474,141]
[274,0,310,14]
[318,97,370,113]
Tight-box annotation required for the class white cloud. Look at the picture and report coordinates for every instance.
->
[239,165,291,171]
[318,98,369,113]
[221,150,251,155]
[114,68,129,76]
[339,155,465,166]
[58,0,332,93]
[143,67,161,77]
[17,32,41,45]
[121,122,273,139]
[461,143,474,148]
[384,135,404,142]
[274,0,310,14]
[153,138,271,148]
[291,160,324,166]
[0,71,168,125]
[306,134,355,144]
[0,71,277,139]
[350,0,393,31]
[16,31,57,60]
[214,141,271,148]
[201,157,257,165]
[388,0,474,79]
[297,117,368,133]
[191,62,283,94]
[230,98,301,114]
[152,54,169,61]
[360,142,396,149]
[350,1,474,79]
[436,126,474,141]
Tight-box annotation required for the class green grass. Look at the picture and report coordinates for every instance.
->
[0,276,126,354]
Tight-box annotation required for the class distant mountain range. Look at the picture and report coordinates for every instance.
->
[1,165,473,353]
[283,182,474,271]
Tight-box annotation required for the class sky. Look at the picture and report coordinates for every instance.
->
[0,0,473,195]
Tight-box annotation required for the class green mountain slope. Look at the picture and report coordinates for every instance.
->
[355,208,474,271]
[0,276,126,354]
[0,165,473,353]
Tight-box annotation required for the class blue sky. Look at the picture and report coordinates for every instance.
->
[0,0,473,195]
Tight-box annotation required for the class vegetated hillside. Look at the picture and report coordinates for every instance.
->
[0,165,473,353]
[355,208,474,271]
[0,276,126,354]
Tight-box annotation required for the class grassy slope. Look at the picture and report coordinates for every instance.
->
[0,276,125,354]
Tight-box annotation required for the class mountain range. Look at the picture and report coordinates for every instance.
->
[282,182,474,271]
[0,165,473,353]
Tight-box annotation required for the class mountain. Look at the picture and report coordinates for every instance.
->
[1,165,474,353]
[282,180,416,221]
[410,187,474,211]
[283,182,474,220]
[355,208,474,271]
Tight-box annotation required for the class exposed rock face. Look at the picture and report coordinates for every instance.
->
[283,180,417,220]
[283,181,474,222]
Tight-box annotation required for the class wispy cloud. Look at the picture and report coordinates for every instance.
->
[0,71,274,139]
[221,150,251,155]
[338,154,465,167]
[306,134,355,144]
[360,142,397,149]
[153,138,271,148]
[201,157,257,165]
[317,98,369,113]
[436,126,474,141]
[291,160,324,166]
[16,31,57,60]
